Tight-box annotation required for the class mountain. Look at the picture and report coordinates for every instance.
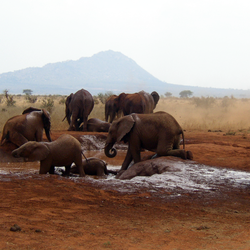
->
[0,50,249,97]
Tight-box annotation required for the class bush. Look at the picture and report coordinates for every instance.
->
[41,98,54,113]
[192,96,216,108]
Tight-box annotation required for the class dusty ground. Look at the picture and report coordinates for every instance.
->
[0,130,250,250]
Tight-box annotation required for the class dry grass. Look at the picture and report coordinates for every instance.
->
[0,95,250,133]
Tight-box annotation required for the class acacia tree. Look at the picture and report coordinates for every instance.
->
[164,92,172,98]
[179,90,193,98]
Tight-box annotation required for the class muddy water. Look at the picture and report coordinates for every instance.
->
[1,149,250,199]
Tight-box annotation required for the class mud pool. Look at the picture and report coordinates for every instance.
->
[0,149,249,199]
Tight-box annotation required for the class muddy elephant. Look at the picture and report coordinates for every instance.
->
[117,157,172,180]
[63,89,94,131]
[86,118,111,132]
[70,157,117,176]
[1,107,51,147]
[105,95,121,123]
[11,134,85,177]
[104,112,193,171]
[118,90,159,116]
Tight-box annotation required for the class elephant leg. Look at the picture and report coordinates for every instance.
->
[68,112,78,131]
[75,155,85,177]
[186,151,193,160]
[64,165,71,176]
[39,161,51,174]
[49,166,55,174]
[82,115,88,131]
[10,131,28,147]
[166,149,187,159]
[121,146,134,171]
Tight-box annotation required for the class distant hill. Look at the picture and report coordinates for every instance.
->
[0,50,249,98]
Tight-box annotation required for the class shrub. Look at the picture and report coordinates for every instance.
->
[41,98,54,113]
[192,96,216,108]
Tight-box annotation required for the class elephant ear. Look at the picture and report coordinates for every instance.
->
[151,91,160,107]
[27,143,50,161]
[42,109,52,141]
[66,93,73,106]
[116,115,135,142]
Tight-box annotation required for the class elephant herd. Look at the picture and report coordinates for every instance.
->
[1,88,193,179]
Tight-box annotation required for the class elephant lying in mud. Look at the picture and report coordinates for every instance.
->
[86,118,111,132]
[70,157,117,176]
[116,157,177,180]
[11,134,85,177]
[104,111,193,172]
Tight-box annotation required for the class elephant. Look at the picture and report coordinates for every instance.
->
[116,157,172,180]
[1,107,51,147]
[104,111,193,171]
[87,118,111,132]
[70,157,117,176]
[105,95,121,123]
[11,134,85,177]
[63,89,94,131]
[118,90,160,116]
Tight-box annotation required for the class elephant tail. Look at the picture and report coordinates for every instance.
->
[81,151,88,162]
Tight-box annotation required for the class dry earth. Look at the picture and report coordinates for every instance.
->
[0,130,250,250]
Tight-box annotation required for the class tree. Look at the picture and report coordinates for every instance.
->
[23,89,37,103]
[23,89,33,95]
[179,90,193,98]
[164,92,172,98]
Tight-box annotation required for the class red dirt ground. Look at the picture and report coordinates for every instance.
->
[0,130,250,250]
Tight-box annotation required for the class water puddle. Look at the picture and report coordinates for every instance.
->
[0,150,249,199]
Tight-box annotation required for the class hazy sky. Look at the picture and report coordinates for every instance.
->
[1,0,250,90]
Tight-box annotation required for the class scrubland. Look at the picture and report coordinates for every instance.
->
[0,94,249,133]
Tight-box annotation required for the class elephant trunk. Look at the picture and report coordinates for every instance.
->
[104,143,117,158]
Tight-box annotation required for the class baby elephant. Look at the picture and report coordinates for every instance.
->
[11,134,85,177]
[70,157,117,176]
[87,118,111,132]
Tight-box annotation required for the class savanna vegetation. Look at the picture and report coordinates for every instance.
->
[0,91,250,134]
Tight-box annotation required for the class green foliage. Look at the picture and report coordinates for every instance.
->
[192,96,216,108]
[41,98,54,113]
[23,89,33,95]
[103,241,111,248]
[179,90,193,98]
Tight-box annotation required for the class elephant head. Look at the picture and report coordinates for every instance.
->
[104,115,135,158]
[12,141,50,162]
